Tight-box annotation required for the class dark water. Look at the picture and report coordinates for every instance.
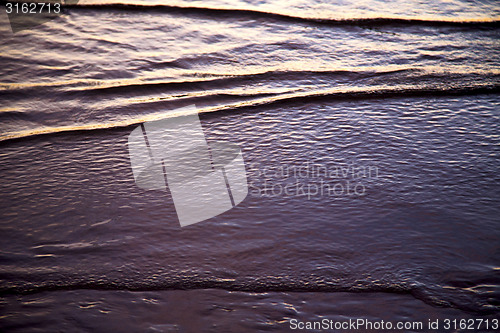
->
[0,0,499,331]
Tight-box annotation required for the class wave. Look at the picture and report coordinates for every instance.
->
[64,3,500,28]
[0,275,497,314]
[0,278,412,295]
[62,69,413,96]
[0,68,414,96]
[0,84,498,144]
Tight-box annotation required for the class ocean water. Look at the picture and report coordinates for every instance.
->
[0,0,499,331]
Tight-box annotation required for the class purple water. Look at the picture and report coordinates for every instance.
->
[0,0,499,331]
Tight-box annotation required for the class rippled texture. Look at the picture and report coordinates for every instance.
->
[78,0,500,21]
[0,0,499,331]
[1,1,499,141]
[1,95,499,308]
